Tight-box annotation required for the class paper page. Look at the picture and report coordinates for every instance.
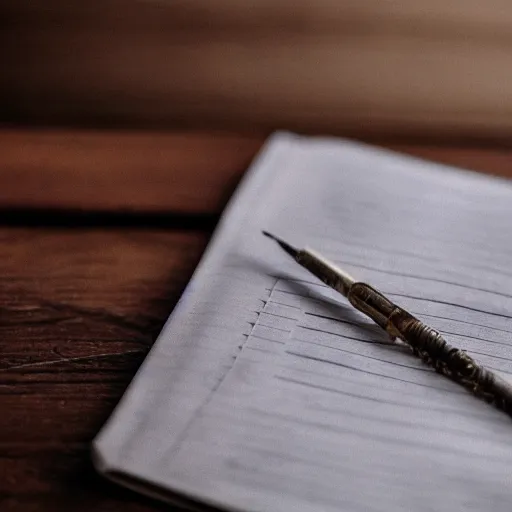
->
[93,133,512,511]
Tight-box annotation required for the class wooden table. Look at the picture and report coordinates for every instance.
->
[1,129,512,511]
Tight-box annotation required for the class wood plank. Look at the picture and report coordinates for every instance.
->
[0,130,263,214]
[1,130,512,217]
[4,1,512,139]
[4,0,512,34]
[0,228,208,511]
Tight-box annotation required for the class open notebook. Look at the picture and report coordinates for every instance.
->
[93,133,512,511]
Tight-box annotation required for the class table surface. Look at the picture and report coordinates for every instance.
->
[2,129,512,511]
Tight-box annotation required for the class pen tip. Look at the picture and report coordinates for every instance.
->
[261,231,299,258]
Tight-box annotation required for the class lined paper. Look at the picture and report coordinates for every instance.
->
[94,133,512,511]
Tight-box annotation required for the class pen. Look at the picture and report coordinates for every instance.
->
[263,231,512,417]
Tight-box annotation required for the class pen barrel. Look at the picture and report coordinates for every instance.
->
[391,308,512,415]
[348,282,512,415]
[347,282,396,332]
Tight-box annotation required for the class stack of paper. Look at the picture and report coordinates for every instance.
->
[94,133,512,511]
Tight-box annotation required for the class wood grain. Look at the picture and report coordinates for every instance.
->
[1,130,512,217]
[0,228,208,511]
[4,1,512,139]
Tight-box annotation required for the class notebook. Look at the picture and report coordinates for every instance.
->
[93,133,512,511]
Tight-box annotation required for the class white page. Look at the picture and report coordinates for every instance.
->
[93,133,512,511]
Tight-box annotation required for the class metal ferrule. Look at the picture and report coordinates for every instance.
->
[297,248,355,297]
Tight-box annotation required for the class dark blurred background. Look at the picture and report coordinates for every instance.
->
[2,0,512,142]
